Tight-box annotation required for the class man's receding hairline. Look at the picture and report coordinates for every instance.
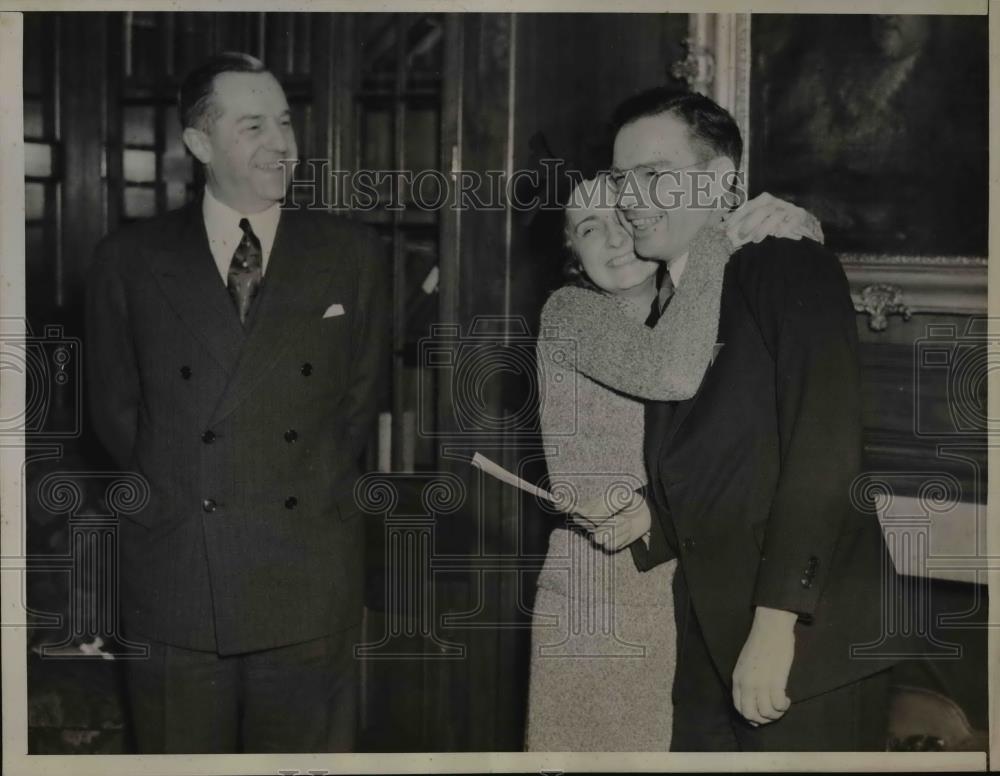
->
[198,70,283,131]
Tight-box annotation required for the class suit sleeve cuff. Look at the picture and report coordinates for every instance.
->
[629,508,674,572]
[753,554,824,620]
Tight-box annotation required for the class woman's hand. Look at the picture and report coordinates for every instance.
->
[563,492,619,532]
[561,490,650,552]
[723,192,825,247]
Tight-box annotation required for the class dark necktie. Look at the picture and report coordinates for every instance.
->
[227,218,263,326]
[644,267,675,327]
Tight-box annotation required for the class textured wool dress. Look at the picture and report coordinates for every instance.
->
[525,224,734,752]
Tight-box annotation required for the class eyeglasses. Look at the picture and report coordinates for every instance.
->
[608,160,706,191]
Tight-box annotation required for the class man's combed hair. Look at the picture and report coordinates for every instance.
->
[611,87,743,169]
[179,52,268,131]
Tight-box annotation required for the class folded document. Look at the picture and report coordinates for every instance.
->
[470,452,556,503]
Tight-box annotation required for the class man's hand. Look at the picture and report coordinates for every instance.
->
[591,496,652,552]
[724,192,825,247]
[732,606,797,726]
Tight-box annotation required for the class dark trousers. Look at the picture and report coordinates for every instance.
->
[670,569,891,752]
[123,624,360,753]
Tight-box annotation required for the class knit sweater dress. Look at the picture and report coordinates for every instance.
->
[525,224,734,752]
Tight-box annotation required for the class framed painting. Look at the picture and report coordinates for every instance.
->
[677,13,988,327]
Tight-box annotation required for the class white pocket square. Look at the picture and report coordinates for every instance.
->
[323,303,346,318]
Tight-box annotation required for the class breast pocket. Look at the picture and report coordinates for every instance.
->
[319,300,352,331]
[295,309,353,381]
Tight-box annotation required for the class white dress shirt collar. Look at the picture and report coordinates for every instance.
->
[202,186,282,282]
[667,250,689,287]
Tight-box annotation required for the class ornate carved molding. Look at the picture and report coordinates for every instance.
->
[677,18,987,328]
[671,33,714,96]
[854,283,911,332]
[840,253,987,323]
[841,253,987,268]
[678,14,751,182]
[711,13,751,173]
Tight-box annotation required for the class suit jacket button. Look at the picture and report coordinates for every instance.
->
[202,498,217,513]
[285,496,298,510]
[180,366,192,379]
[681,537,695,552]
[300,362,313,376]
[201,430,216,444]
[800,576,812,588]
[284,429,298,443]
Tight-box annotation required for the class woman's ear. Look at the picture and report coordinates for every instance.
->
[182,127,212,165]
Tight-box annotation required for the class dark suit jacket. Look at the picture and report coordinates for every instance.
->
[637,236,902,702]
[86,198,386,655]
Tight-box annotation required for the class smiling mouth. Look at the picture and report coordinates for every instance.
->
[255,161,286,171]
[607,253,637,267]
[627,213,665,231]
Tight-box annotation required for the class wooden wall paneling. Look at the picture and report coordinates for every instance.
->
[104,14,124,233]
[24,13,60,329]
[309,12,338,190]
[425,11,467,753]
[512,12,688,182]
[60,13,109,325]
[173,12,215,80]
[390,15,408,475]
[212,12,259,59]
[340,12,463,751]
[437,14,462,334]
[442,12,526,751]
[858,314,987,502]
[153,19,169,216]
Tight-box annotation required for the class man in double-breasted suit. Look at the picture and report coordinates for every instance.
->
[86,52,386,753]
[610,90,904,750]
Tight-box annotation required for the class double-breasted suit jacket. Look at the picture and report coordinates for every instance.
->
[86,198,386,655]
[637,236,904,702]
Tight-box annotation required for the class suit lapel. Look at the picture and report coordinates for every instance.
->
[655,378,705,463]
[653,273,735,467]
[209,208,338,423]
[150,200,245,373]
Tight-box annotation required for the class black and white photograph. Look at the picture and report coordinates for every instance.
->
[0,2,994,773]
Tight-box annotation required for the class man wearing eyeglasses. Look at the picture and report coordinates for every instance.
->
[601,88,903,751]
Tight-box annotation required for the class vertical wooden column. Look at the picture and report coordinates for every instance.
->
[58,13,108,324]
[437,12,528,751]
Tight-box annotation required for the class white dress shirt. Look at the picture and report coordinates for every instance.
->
[202,186,282,284]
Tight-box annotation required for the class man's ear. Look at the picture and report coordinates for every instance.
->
[182,127,212,165]
[707,155,742,210]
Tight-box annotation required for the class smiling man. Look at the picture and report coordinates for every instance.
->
[607,88,903,751]
[86,53,386,753]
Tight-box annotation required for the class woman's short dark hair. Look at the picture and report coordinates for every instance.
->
[179,52,268,131]
[611,88,743,169]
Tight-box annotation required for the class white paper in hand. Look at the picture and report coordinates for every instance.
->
[470,452,556,503]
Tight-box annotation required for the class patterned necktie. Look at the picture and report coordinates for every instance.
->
[227,218,263,326]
